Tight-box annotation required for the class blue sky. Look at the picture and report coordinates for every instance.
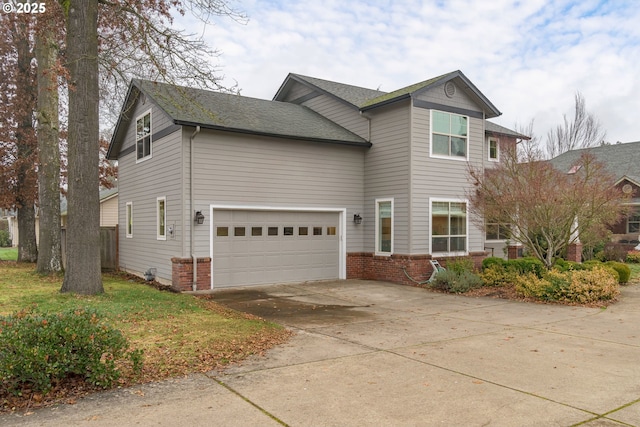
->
[179,0,640,145]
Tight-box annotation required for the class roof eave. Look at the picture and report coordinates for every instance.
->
[173,120,372,148]
[360,93,412,112]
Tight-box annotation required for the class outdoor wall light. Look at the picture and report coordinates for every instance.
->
[194,211,205,225]
[353,213,363,225]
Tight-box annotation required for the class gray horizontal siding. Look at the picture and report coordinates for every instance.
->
[190,129,366,255]
[411,105,485,254]
[364,101,410,254]
[416,81,479,112]
[117,97,184,282]
[119,97,174,155]
[302,94,370,140]
[280,84,315,103]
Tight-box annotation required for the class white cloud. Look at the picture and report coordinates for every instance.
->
[175,0,640,144]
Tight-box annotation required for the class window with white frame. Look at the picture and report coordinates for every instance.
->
[488,137,499,161]
[375,199,393,255]
[431,110,468,159]
[126,202,133,238]
[628,207,640,233]
[431,200,467,253]
[136,110,152,161]
[485,222,510,240]
[157,197,166,240]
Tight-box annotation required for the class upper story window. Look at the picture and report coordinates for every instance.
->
[431,110,468,159]
[488,138,499,161]
[136,110,152,162]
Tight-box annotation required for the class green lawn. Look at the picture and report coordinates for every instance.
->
[0,247,17,261]
[0,262,291,385]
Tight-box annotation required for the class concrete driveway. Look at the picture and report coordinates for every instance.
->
[3,279,640,426]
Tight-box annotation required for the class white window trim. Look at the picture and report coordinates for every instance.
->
[135,109,152,164]
[485,222,510,242]
[429,109,469,161]
[157,196,166,241]
[488,137,500,162]
[375,198,394,256]
[628,204,640,233]
[125,202,133,238]
[429,198,469,256]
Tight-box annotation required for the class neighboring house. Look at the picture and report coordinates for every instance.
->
[0,208,17,247]
[550,141,640,248]
[9,188,118,246]
[107,70,526,290]
[60,187,119,228]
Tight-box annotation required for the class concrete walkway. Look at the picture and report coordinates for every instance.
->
[2,280,640,426]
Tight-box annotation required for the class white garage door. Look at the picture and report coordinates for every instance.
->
[212,210,340,287]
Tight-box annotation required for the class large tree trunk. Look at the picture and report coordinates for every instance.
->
[15,15,38,263]
[16,206,37,262]
[36,16,62,274]
[61,0,102,294]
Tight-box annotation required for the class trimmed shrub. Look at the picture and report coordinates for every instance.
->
[482,257,506,271]
[514,273,559,301]
[480,264,519,287]
[0,230,11,247]
[515,267,619,303]
[626,251,640,264]
[559,267,619,303]
[555,259,598,272]
[430,269,483,294]
[605,261,631,284]
[506,257,545,278]
[0,307,142,395]
[446,257,475,274]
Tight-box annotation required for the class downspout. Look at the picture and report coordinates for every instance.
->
[190,126,201,291]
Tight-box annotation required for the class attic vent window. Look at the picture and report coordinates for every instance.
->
[567,165,581,174]
[444,81,456,98]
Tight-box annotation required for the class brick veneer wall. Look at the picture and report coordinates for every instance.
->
[566,243,583,263]
[347,251,489,287]
[171,257,211,291]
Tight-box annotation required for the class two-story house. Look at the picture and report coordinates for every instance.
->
[107,70,524,291]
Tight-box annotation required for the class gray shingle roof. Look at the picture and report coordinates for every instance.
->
[485,121,530,139]
[359,73,451,108]
[286,74,386,107]
[281,70,501,118]
[549,141,640,183]
[135,80,368,146]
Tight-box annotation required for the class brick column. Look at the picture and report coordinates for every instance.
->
[566,243,583,263]
[171,257,211,291]
[507,245,521,260]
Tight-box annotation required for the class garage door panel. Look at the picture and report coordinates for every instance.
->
[212,210,340,287]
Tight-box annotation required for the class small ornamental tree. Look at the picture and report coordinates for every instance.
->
[468,147,629,269]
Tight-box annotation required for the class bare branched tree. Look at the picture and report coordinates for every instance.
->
[546,92,606,158]
[468,148,628,269]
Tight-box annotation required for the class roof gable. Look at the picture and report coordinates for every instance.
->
[361,70,501,118]
[274,73,386,108]
[275,70,501,119]
[108,80,369,159]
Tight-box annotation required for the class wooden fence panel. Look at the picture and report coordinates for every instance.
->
[61,225,118,271]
